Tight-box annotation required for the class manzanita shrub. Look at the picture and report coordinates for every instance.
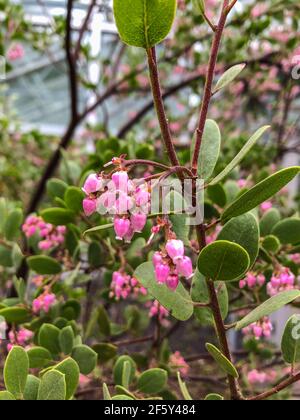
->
[1,0,300,401]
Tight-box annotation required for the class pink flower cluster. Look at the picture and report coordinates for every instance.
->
[32,291,56,314]
[247,369,277,385]
[82,170,149,242]
[289,254,300,265]
[22,215,66,251]
[109,271,147,301]
[148,300,169,326]
[267,267,297,297]
[242,317,273,340]
[7,43,24,61]
[7,328,33,351]
[169,351,190,377]
[239,272,266,289]
[153,239,193,292]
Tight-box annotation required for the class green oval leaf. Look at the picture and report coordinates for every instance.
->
[38,324,61,356]
[47,178,68,200]
[260,208,281,237]
[27,347,53,369]
[211,126,270,186]
[54,358,80,400]
[37,370,66,401]
[137,368,168,394]
[281,315,300,364]
[205,393,224,400]
[64,187,85,214]
[134,262,194,321]
[191,270,228,326]
[236,290,300,330]
[4,209,23,241]
[27,256,62,275]
[262,235,281,253]
[0,307,30,324]
[0,391,16,400]
[93,343,117,364]
[113,0,177,48]
[192,119,221,180]
[217,213,259,268]
[113,356,137,386]
[221,167,300,222]
[205,343,239,378]
[24,375,40,401]
[197,240,250,281]
[71,345,97,375]
[59,326,75,355]
[4,346,29,399]
[272,218,300,245]
[177,372,192,400]
[40,208,75,226]
[214,64,246,93]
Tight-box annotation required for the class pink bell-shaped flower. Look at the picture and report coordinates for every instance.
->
[155,263,170,284]
[83,198,97,216]
[131,213,147,233]
[114,217,131,240]
[166,239,184,262]
[176,256,193,279]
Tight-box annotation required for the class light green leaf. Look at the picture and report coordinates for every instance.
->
[98,305,111,337]
[221,167,300,222]
[217,213,259,268]
[54,358,80,400]
[281,315,300,364]
[197,240,250,281]
[4,346,29,399]
[47,178,68,200]
[236,290,300,330]
[137,368,168,394]
[193,119,221,180]
[0,391,16,400]
[4,209,23,241]
[262,235,281,253]
[211,126,270,186]
[27,347,53,369]
[113,356,136,386]
[38,324,61,356]
[71,345,97,375]
[205,343,239,378]
[177,372,192,400]
[191,270,228,326]
[193,0,205,14]
[112,394,134,400]
[134,262,194,321]
[113,0,177,48]
[205,393,224,400]
[272,218,300,245]
[59,326,75,355]
[214,64,246,93]
[103,383,112,400]
[122,361,132,389]
[24,375,40,401]
[27,256,62,275]
[37,370,66,401]
[83,223,114,237]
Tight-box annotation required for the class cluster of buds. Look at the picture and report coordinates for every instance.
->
[247,369,277,385]
[169,351,190,377]
[7,43,24,61]
[239,272,266,289]
[148,300,169,327]
[22,215,66,251]
[7,328,33,351]
[32,290,56,314]
[110,271,147,301]
[82,168,150,242]
[153,239,193,292]
[267,267,297,297]
[242,317,273,340]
